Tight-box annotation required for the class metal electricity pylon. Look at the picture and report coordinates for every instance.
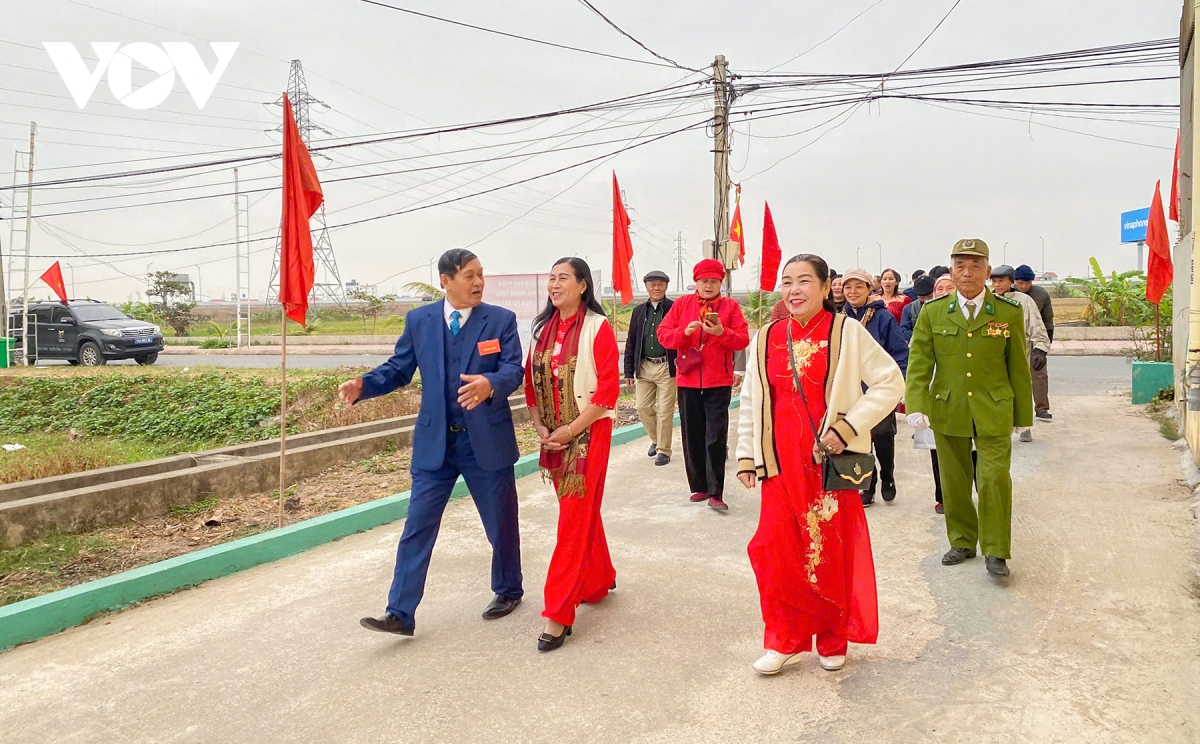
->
[264,60,346,309]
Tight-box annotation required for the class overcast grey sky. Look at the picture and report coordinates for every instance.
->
[0,0,1183,304]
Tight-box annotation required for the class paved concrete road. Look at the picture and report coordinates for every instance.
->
[1,357,1196,742]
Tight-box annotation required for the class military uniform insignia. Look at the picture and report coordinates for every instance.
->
[986,321,1010,338]
[997,294,1021,307]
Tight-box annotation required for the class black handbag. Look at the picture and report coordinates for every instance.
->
[785,321,877,492]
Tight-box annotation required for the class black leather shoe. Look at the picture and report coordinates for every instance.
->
[654,453,671,466]
[882,482,897,503]
[647,443,657,457]
[942,547,977,565]
[360,613,414,636]
[537,625,571,652]
[482,594,522,620]
[1036,411,1053,420]
[861,492,875,508]
[985,556,1011,577]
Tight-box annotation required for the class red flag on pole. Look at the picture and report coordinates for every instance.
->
[611,172,634,305]
[39,261,68,304]
[760,202,781,292]
[1145,180,1173,305]
[1170,129,1180,223]
[730,187,745,265]
[280,93,324,327]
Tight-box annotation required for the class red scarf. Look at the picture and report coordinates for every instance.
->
[530,309,589,497]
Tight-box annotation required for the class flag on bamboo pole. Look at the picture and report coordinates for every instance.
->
[1145,180,1173,305]
[39,261,68,304]
[280,92,324,326]
[730,185,745,265]
[760,202,781,292]
[611,171,634,305]
[1170,129,1180,223]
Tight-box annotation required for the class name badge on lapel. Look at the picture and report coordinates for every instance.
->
[477,339,501,355]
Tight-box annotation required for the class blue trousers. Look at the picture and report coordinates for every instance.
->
[385,431,523,625]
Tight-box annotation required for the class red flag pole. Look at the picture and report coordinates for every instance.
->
[1156,304,1162,362]
[279,306,288,528]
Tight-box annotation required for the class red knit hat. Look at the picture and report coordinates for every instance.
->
[693,258,726,282]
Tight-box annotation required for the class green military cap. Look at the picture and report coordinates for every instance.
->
[950,238,990,259]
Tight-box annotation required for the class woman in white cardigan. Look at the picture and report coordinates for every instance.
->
[524,257,620,653]
[735,254,904,676]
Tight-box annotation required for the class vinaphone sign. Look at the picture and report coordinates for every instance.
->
[43,42,239,110]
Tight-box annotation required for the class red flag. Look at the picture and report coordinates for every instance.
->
[1145,180,1173,305]
[39,261,68,304]
[611,172,634,305]
[760,202,781,292]
[730,198,745,265]
[1170,129,1180,222]
[279,93,324,327]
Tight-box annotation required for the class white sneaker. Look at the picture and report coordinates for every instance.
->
[753,650,802,675]
[818,653,846,671]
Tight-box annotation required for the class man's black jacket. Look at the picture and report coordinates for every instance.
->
[623,298,677,379]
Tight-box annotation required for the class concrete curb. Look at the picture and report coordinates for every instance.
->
[0,399,740,652]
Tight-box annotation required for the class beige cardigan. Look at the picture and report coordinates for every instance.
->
[529,309,617,421]
[736,313,905,479]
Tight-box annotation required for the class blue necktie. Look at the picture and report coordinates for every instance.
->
[450,310,462,336]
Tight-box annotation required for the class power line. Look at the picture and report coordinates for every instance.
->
[356,0,682,69]
[889,0,966,74]
[573,0,700,71]
[23,118,707,260]
[0,79,709,191]
[761,0,890,73]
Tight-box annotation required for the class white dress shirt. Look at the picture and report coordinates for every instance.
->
[442,299,473,329]
[956,289,985,321]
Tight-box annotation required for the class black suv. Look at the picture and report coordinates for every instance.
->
[7,301,164,366]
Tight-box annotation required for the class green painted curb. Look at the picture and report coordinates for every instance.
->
[0,398,739,652]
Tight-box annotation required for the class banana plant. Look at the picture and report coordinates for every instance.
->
[403,282,444,301]
[1065,257,1150,326]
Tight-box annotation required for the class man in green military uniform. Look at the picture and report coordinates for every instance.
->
[905,238,1033,577]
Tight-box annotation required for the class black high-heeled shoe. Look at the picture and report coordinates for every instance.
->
[537,625,572,652]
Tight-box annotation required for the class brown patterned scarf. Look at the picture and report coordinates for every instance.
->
[531,309,589,497]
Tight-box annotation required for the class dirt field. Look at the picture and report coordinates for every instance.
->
[0,401,640,607]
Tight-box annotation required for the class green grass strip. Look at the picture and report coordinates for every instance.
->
[0,399,738,652]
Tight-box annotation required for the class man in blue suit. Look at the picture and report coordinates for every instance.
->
[340,249,525,636]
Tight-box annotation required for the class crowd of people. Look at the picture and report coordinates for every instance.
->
[338,238,1044,675]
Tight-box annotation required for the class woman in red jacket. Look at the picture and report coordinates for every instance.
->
[656,259,750,511]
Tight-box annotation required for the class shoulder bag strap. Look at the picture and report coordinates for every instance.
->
[785,321,826,456]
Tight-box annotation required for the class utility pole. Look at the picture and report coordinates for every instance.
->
[711,55,734,295]
[234,168,252,347]
[19,123,35,366]
[673,231,686,289]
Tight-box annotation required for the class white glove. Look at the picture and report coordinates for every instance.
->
[906,412,930,431]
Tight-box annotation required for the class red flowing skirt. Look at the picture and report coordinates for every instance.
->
[543,418,616,626]
[749,314,878,655]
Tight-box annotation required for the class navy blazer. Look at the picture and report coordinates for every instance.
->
[358,301,525,473]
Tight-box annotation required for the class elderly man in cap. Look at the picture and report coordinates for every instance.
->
[1014,264,1054,420]
[657,259,750,511]
[906,239,1033,578]
[624,269,678,466]
[990,265,1050,443]
[899,274,936,343]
